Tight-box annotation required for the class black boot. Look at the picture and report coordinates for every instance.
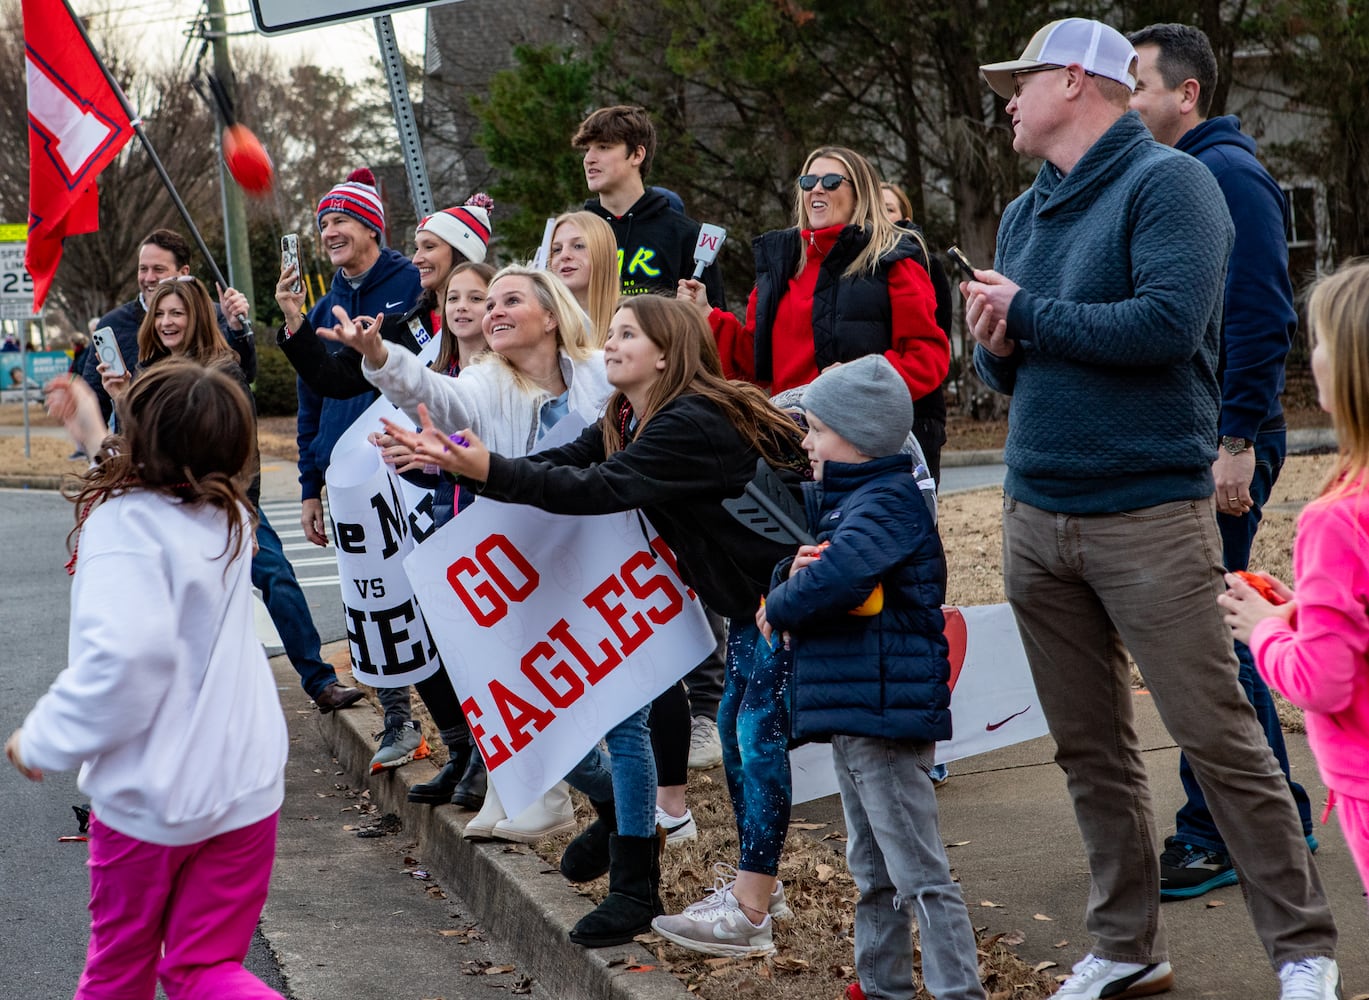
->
[452,750,487,810]
[568,832,664,948]
[407,744,471,805]
[560,798,616,883]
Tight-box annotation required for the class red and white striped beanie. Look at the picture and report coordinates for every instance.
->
[317,168,386,236]
[416,194,493,264]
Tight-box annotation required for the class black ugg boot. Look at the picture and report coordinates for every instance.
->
[568,832,664,948]
[452,750,487,810]
[560,798,616,882]
[407,744,470,805]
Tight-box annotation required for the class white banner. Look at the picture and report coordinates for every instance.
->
[790,602,1047,805]
[324,446,442,687]
[405,503,715,816]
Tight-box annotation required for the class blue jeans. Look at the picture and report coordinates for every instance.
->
[718,620,793,877]
[1174,427,1314,849]
[564,705,656,837]
[834,737,983,1000]
[252,507,338,700]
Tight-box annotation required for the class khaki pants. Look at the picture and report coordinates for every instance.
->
[1001,493,1336,968]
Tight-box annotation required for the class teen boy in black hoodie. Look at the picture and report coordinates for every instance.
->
[574,106,726,309]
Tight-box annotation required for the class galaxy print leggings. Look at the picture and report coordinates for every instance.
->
[718,619,794,877]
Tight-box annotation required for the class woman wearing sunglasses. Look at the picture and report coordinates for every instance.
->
[679,146,947,468]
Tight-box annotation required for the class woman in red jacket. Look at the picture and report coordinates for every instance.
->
[679,146,947,468]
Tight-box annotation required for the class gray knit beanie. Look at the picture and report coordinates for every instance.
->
[801,355,913,459]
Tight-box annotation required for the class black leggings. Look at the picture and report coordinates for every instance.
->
[649,680,692,786]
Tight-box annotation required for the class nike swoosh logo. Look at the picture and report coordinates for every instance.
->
[384,300,404,309]
[985,706,1031,731]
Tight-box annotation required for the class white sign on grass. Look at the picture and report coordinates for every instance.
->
[405,503,715,816]
[248,0,462,35]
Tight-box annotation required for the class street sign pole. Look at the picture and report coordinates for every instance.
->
[374,14,435,220]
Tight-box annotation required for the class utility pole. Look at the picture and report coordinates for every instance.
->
[204,0,253,310]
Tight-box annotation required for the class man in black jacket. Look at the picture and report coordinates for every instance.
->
[574,106,726,308]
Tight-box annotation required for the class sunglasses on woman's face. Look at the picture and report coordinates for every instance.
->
[797,173,850,192]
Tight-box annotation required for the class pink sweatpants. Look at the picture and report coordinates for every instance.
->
[1338,793,1369,909]
[75,811,283,1000]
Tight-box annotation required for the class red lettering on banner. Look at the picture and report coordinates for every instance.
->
[621,550,684,625]
[477,534,539,601]
[447,556,506,625]
[445,535,539,626]
[520,639,585,708]
[462,696,512,770]
[584,575,651,658]
[548,617,621,684]
[490,679,556,751]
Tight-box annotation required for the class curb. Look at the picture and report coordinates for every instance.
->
[0,475,65,490]
[308,654,689,1000]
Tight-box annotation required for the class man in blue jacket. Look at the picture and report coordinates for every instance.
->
[1128,21,1314,901]
[968,18,1339,1000]
[277,168,426,769]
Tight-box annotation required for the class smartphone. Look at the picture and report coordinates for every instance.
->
[946,246,976,281]
[281,233,302,294]
[91,326,127,378]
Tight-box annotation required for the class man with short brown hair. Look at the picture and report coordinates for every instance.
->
[967,17,1339,1000]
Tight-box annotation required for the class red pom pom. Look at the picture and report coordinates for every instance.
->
[223,124,274,196]
[346,167,376,187]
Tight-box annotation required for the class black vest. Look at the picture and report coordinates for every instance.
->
[750,225,945,424]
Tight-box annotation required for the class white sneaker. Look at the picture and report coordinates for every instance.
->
[651,889,773,957]
[688,715,723,769]
[683,862,791,920]
[655,805,698,845]
[1053,953,1174,999]
[489,782,576,844]
[1279,958,1342,1000]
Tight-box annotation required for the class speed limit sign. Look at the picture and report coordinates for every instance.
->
[0,237,36,320]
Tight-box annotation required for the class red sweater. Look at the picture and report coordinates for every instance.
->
[711,224,947,397]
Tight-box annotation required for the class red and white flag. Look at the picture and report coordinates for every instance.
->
[23,0,134,312]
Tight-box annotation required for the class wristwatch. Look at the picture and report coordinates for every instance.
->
[1220,435,1252,456]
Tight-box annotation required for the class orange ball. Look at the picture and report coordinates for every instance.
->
[222,124,274,196]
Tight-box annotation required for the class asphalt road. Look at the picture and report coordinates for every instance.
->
[0,487,548,1000]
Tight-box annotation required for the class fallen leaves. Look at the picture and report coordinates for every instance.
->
[979,900,1005,908]
[1032,913,1053,921]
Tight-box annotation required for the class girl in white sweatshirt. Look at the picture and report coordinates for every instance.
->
[5,359,288,1000]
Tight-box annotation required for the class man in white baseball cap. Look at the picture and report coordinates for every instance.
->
[963,15,1341,1000]
[980,17,1138,100]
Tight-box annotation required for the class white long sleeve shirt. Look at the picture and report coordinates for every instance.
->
[20,492,287,846]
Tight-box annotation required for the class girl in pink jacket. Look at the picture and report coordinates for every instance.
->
[1219,261,1369,903]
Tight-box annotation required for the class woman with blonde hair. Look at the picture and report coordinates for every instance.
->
[379,293,809,952]
[679,145,947,473]
[550,210,619,345]
[324,263,610,844]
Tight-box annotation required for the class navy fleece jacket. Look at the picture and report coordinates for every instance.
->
[974,112,1234,513]
[295,247,421,500]
[1178,115,1296,441]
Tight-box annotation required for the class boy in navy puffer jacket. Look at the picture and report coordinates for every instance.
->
[761,355,984,1000]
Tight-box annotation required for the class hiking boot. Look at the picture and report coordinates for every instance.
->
[1053,954,1173,999]
[1158,838,1237,900]
[1278,957,1342,1000]
[688,715,722,769]
[655,805,698,845]
[370,721,429,774]
[651,888,774,958]
[684,862,791,920]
